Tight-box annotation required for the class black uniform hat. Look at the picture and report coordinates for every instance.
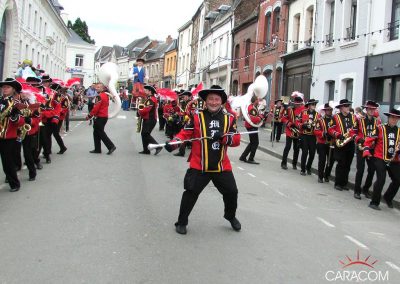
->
[179,90,192,97]
[275,98,283,104]
[292,96,304,105]
[144,85,156,95]
[26,77,42,86]
[198,85,227,103]
[41,75,52,83]
[305,98,319,106]
[0,78,22,93]
[362,100,379,109]
[321,103,333,110]
[384,108,400,118]
[335,99,352,108]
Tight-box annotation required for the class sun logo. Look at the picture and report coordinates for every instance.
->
[339,250,378,269]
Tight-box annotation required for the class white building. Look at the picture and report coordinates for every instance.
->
[176,20,192,89]
[199,5,233,92]
[311,0,370,108]
[65,29,96,87]
[0,0,70,79]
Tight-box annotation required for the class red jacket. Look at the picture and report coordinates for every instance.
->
[0,97,25,139]
[364,124,400,163]
[173,109,240,172]
[41,97,62,124]
[328,112,358,140]
[28,110,41,136]
[59,96,70,121]
[90,92,109,118]
[355,115,380,144]
[297,109,320,136]
[163,103,181,119]
[244,104,264,129]
[138,95,157,120]
[281,105,305,138]
[314,115,333,144]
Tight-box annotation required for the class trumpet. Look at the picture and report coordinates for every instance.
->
[136,99,145,133]
[336,131,353,148]
[16,123,31,142]
[290,125,300,138]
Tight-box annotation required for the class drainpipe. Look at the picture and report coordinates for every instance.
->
[363,0,373,103]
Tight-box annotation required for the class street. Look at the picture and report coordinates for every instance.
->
[0,111,400,284]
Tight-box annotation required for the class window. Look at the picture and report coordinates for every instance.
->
[325,1,335,47]
[345,79,354,101]
[34,11,37,34]
[389,0,400,40]
[233,44,239,69]
[44,22,47,37]
[179,34,183,50]
[75,54,84,67]
[39,17,42,38]
[305,6,314,45]
[275,68,282,99]
[232,80,238,96]
[28,4,32,29]
[265,12,272,44]
[263,70,272,99]
[327,81,335,101]
[273,8,280,34]
[293,14,300,50]
[21,0,26,23]
[245,39,251,67]
[346,0,357,40]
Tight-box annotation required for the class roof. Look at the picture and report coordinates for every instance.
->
[68,29,94,46]
[113,45,125,57]
[165,39,178,53]
[95,46,113,61]
[145,41,171,61]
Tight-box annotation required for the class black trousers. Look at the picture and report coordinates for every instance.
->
[46,122,66,151]
[177,169,238,226]
[300,135,316,172]
[93,117,115,152]
[15,141,22,170]
[141,119,157,152]
[317,143,334,180]
[271,122,283,142]
[38,125,50,159]
[0,139,20,189]
[334,141,355,187]
[384,162,400,203]
[64,111,70,131]
[158,108,166,130]
[22,134,38,178]
[354,150,375,194]
[282,136,300,166]
[240,127,259,161]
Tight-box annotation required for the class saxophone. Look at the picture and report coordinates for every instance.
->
[0,99,15,138]
[16,107,32,143]
[336,131,353,148]
[136,99,145,133]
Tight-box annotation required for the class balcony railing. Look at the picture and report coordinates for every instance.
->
[293,43,298,51]
[346,26,355,41]
[325,33,333,47]
[388,20,399,41]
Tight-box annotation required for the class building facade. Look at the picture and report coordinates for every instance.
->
[176,20,192,89]
[0,0,70,79]
[163,39,177,89]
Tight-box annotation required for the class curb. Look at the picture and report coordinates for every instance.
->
[69,117,87,121]
[240,138,400,210]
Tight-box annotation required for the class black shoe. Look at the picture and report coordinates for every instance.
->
[318,178,324,183]
[354,193,361,200]
[292,165,297,170]
[9,187,20,192]
[239,156,247,162]
[281,164,288,170]
[300,171,306,176]
[384,196,394,208]
[363,191,371,199]
[35,163,43,170]
[247,160,260,165]
[307,170,312,175]
[154,147,162,155]
[57,147,67,154]
[369,204,381,211]
[324,177,330,183]
[226,217,241,231]
[139,151,150,155]
[174,152,184,157]
[89,150,101,154]
[29,176,36,181]
[107,146,116,155]
[334,185,343,191]
[46,157,51,164]
[175,224,187,235]
[342,186,350,191]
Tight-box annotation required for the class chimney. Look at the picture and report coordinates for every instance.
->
[166,35,173,44]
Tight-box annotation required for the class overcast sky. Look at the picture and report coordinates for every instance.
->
[61,0,204,49]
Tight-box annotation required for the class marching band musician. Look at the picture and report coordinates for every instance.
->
[314,103,334,183]
[47,83,67,155]
[175,91,192,157]
[353,100,380,200]
[328,99,358,191]
[37,75,52,163]
[298,99,320,176]
[163,99,181,139]
[86,82,117,155]
[60,90,70,133]
[163,85,241,235]
[281,96,305,170]
[363,108,400,210]
[0,78,25,192]
[270,99,283,142]
[239,95,264,164]
[138,85,161,155]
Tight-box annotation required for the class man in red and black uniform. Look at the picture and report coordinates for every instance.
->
[86,83,116,155]
[314,103,334,183]
[353,100,380,200]
[363,108,400,210]
[239,95,264,164]
[60,91,70,132]
[281,96,305,170]
[48,83,67,155]
[0,78,25,191]
[164,85,241,235]
[298,99,320,175]
[174,91,192,157]
[36,75,52,163]
[163,99,181,139]
[328,99,358,191]
[270,99,283,142]
[138,85,161,155]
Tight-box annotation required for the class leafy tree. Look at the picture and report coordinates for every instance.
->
[69,17,95,44]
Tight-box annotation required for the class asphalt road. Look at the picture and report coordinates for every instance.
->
[0,111,399,284]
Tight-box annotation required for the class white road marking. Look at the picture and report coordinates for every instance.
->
[295,203,307,210]
[275,190,287,197]
[237,167,244,171]
[368,232,385,236]
[316,217,335,228]
[386,261,400,273]
[247,173,256,178]
[260,181,269,186]
[117,115,127,119]
[0,183,7,190]
[345,235,369,250]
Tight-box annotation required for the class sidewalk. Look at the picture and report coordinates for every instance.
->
[238,123,400,208]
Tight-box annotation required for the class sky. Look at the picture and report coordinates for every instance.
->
[61,0,204,49]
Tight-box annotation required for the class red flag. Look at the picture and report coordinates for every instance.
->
[157,88,178,101]
[191,82,203,97]
[52,78,65,87]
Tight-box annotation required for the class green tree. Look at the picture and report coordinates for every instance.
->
[70,17,95,44]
